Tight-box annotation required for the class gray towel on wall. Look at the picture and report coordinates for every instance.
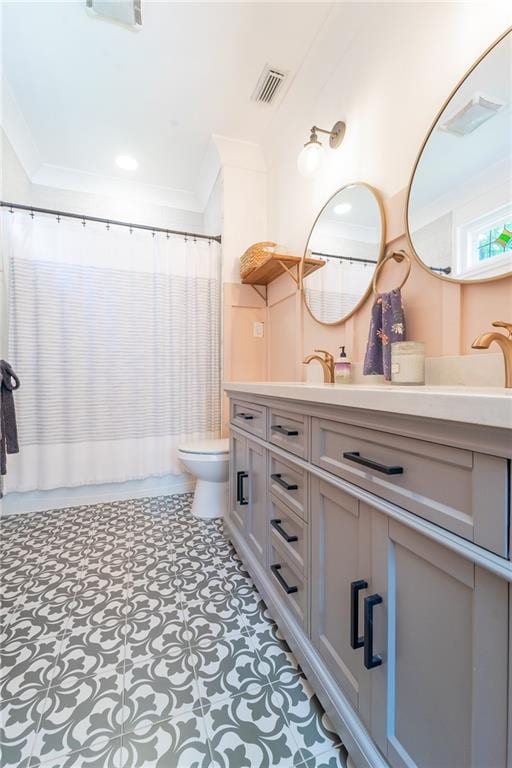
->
[0,360,20,479]
[363,289,406,381]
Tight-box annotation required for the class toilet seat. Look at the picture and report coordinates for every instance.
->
[178,438,229,456]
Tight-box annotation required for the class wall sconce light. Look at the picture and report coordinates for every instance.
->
[297,121,346,177]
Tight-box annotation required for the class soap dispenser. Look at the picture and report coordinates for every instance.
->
[334,346,352,384]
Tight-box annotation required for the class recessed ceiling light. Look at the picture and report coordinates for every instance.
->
[116,155,138,171]
[333,203,352,215]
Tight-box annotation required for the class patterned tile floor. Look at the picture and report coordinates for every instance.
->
[0,493,347,768]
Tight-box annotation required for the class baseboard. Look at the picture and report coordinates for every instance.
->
[223,516,389,768]
[0,474,195,516]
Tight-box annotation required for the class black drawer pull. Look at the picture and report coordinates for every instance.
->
[343,451,403,476]
[272,424,299,437]
[270,518,298,544]
[270,563,298,594]
[270,473,298,492]
[350,579,368,650]
[364,594,383,670]
[237,470,249,506]
[237,412,254,420]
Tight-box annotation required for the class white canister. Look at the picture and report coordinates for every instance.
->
[391,341,425,385]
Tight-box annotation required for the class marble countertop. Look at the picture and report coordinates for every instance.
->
[223,381,512,429]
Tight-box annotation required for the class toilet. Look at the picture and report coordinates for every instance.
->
[177,438,230,520]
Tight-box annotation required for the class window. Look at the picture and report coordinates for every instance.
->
[476,221,512,262]
[456,204,512,278]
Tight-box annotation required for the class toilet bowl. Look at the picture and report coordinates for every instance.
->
[177,438,229,520]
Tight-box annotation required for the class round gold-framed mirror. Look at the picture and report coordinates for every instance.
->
[406,27,512,284]
[301,183,386,326]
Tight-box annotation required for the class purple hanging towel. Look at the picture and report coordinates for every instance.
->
[363,288,406,381]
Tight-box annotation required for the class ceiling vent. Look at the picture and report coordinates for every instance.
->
[439,92,504,136]
[86,0,142,28]
[252,65,288,105]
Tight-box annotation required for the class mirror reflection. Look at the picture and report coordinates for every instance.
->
[407,29,512,282]
[302,183,385,325]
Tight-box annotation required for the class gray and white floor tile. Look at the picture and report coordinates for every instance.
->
[0,492,345,767]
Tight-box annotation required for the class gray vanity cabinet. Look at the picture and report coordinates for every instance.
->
[310,477,372,718]
[228,431,268,563]
[227,389,512,768]
[368,516,509,768]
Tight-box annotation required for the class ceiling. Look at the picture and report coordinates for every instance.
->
[1,1,333,210]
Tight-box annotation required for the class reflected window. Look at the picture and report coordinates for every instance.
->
[476,221,512,262]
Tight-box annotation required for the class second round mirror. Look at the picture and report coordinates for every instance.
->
[302,183,385,325]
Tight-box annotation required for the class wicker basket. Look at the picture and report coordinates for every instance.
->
[240,242,279,279]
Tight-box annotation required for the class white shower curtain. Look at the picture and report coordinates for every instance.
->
[1,209,221,493]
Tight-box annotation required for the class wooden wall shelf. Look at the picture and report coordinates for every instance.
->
[241,254,325,303]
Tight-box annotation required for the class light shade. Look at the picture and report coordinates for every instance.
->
[116,155,138,171]
[297,141,324,177]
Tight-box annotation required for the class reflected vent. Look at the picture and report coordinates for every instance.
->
[252,66,288,105]
[439,92,504,136]
[86,0,142,27]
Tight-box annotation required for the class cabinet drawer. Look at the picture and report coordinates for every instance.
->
[269,453,307,521]
[269,407,308,459]
[268,539,308,630]
[231,399,267,440]
[269,495,307,575]
[312,417,508,556]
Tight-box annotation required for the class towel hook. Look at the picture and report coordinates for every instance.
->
[372,250,411,294]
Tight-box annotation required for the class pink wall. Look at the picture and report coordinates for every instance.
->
[224,189,512,389]
[294,191,512,379]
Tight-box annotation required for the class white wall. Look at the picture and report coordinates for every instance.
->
[262,2,512,255]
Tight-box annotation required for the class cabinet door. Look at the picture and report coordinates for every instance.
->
[246,438,268,563]
[229,431,247,536]
[370,515,509,768]
[310,477,371,719]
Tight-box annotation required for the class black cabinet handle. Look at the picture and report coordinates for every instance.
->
[364,594,383,670]
[270,473,298,492]
[271,425,299,437]
[236,471,249,506]
[270,563,298,594]
[343,451,403,476]
[350,579,368,649]
[237,412,254,420]
[270,518,298,544]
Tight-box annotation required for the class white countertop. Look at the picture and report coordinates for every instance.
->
[224,381,512,429]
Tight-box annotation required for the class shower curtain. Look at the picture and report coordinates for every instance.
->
[1,209,221,493]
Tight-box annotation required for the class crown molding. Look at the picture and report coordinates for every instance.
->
[32,162,201,212]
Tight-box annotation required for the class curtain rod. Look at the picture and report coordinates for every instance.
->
[0,201,222,244]
[311,250,377,266]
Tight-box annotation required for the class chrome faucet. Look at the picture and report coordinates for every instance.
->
[471,321,512,388]
[303,349,335,383]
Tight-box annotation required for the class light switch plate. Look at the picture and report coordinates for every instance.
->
[253,321,264,338]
